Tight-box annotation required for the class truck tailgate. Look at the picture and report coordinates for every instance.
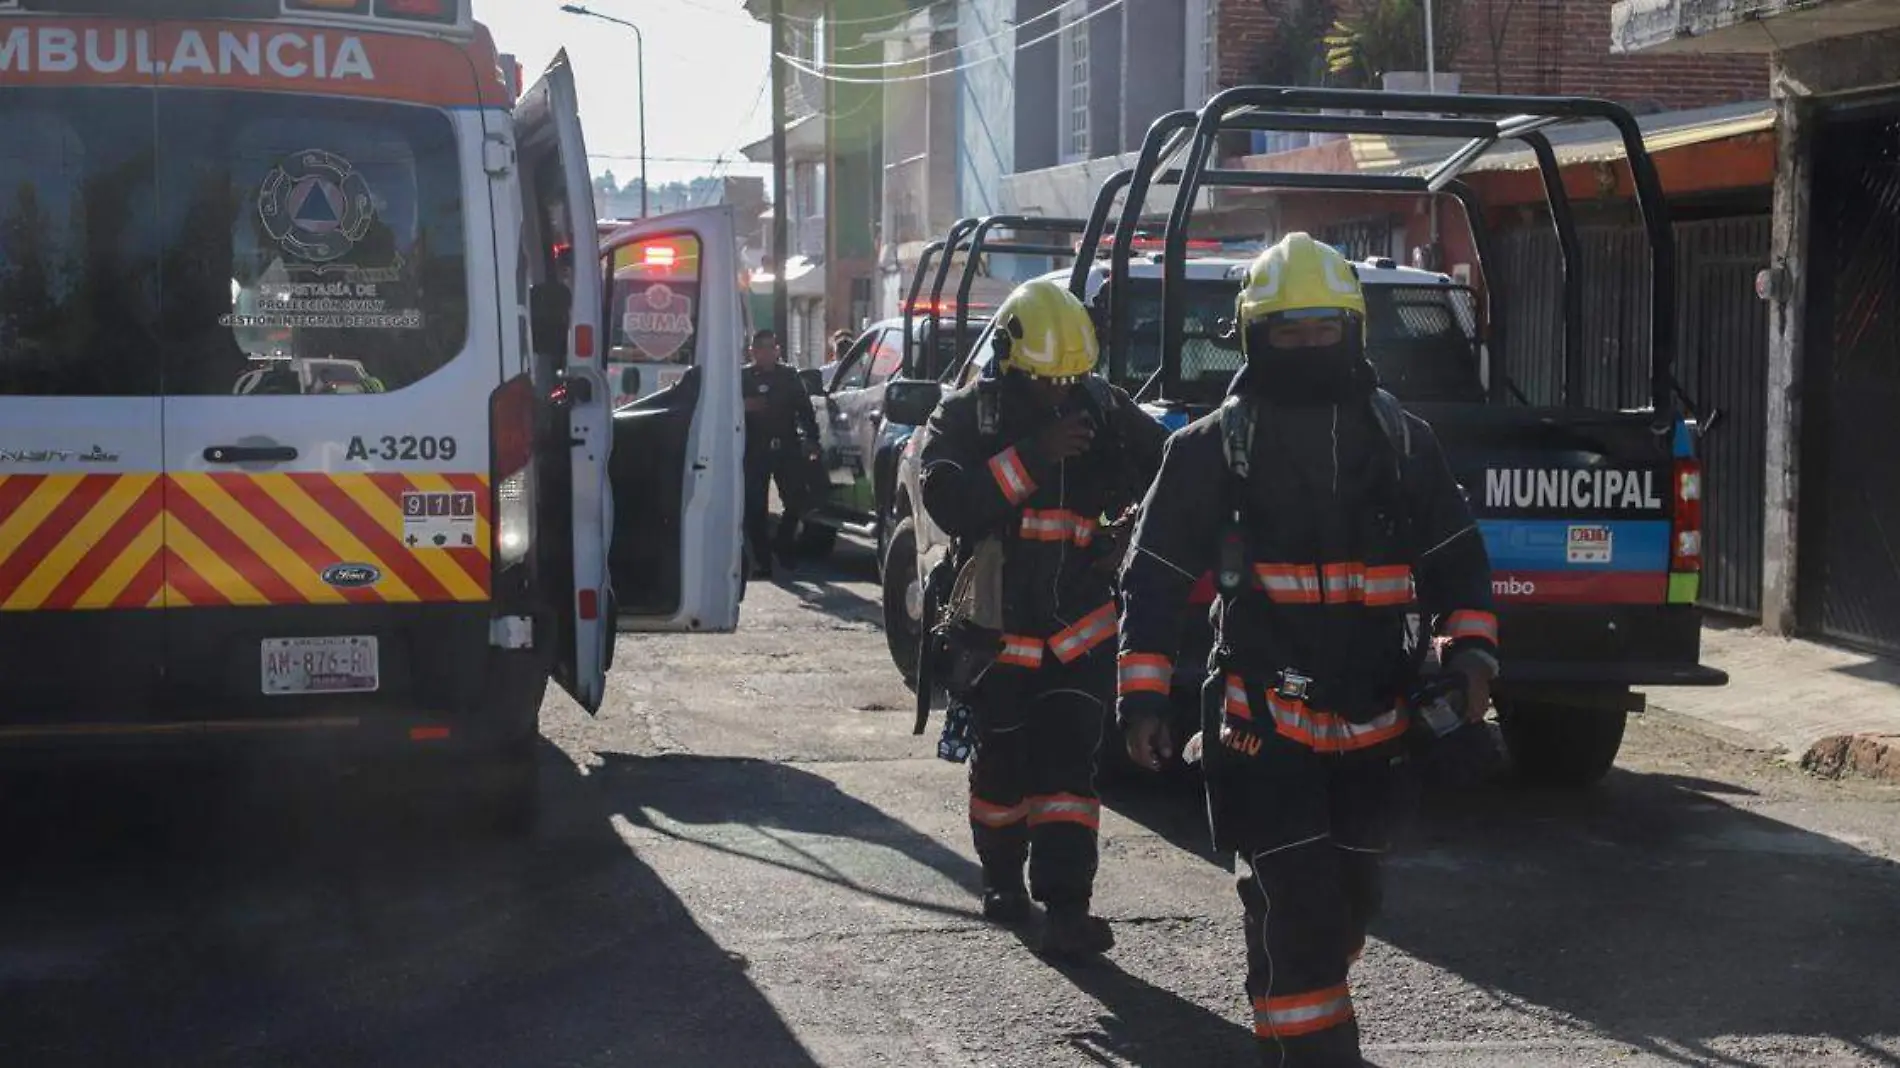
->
[1410,403,1723,687]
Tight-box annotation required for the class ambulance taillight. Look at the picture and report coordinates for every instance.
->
[490,374,537,570]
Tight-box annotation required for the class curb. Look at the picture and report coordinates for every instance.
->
[1640,706,1783,757]
[1800,734,1900,784]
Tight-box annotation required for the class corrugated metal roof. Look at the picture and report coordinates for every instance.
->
[1250,99,1776,179]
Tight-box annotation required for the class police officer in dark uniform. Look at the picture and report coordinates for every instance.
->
[742,329,821,578]
[919,278,1167,957]
[1115,234,1500,1065]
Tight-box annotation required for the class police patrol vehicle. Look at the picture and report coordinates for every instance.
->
[0,0,745,821]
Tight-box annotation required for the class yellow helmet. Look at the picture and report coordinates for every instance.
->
[991,278,1100,382]
[1235,232,1366,336]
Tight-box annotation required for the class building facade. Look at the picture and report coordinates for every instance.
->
[743,0,901,364]
[1612,0,1900,654]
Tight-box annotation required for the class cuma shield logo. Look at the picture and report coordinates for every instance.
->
[621,283,697,361]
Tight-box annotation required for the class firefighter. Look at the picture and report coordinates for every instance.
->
[742,328,821,578]
[1115,234,1499,1064]
[918,277,1167,957]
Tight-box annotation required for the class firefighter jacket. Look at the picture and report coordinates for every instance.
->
[920,374,1168,669]
[1115,385,1498,743]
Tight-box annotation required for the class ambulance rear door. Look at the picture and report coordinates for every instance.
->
[0,61,167,727]
[517,54,613,711]
[601,209,744,632]
[154,27,501,719]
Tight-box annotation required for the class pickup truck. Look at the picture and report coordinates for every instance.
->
[885,89,1729,788]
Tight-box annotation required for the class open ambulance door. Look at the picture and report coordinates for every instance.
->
[517,54,613,713]
[599,208,745,634]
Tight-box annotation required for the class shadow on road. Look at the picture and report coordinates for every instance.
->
[591,751,1260,1066]
[0,745,821,1068]
[594,751,986,917]
[1102,725,1900,1067]
[1046,957,1259,1068]
[775,537,885,628]
[1374,767,1900,1066]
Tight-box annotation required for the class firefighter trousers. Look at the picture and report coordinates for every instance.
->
[1231,733,1418,1067]
[966,650,1111,911]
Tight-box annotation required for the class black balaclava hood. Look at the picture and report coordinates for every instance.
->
[1231,319,1378,406]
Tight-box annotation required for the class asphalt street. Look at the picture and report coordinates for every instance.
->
[2,540,1898,1067]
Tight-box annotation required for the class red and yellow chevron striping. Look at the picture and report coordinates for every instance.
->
[0,472,492,611]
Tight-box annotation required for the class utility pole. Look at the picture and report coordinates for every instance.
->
[770,0,790,343]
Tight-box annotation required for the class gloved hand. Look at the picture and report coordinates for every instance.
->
[1445,648,1497,723]
[1122,709,1173,772]
[1028,410,1094,464]
[1091,506,1138,574]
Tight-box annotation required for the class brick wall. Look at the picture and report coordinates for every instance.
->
[1216,0,1769,110]
[1217,0,1280,92]
[1459,0,1766,107]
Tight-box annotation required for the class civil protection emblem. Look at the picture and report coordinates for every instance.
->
[258,149,376,264]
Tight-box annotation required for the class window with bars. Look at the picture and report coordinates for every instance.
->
[1064,17,1090,161]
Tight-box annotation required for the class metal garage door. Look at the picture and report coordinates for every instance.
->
[1801,111,1900,653]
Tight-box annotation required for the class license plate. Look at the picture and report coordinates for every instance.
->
[261,636,379,696]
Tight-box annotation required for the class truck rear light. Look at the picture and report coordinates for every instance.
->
[1670,458,1702,572]
[491,374,536,569]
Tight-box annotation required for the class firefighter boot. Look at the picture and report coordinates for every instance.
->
[1038,904,1114,959]
[980,854,1032,925]
[982,889,1033,924]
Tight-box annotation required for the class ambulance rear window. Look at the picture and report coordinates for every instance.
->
[160,92,467,397]
[0,91,162,398]
[607,234,704,369]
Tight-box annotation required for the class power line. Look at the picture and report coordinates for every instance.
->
[603,0,955,32]
[589,153,767,164]
[777,0,1124,85]
[780,0,958,28]
[794,0,1073,71]
[697,70,772,199]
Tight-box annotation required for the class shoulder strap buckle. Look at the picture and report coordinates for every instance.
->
[1218,394,1255,482]
[976,381,1001,439]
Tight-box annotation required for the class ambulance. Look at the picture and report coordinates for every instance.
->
[0,0,745,816]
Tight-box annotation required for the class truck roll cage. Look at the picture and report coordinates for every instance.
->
[1078,89,1679,414]
[901,215,1117,381]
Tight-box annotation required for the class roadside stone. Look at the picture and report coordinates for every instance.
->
[1800,733,1900,783]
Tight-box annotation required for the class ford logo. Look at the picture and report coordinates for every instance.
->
[322,563,382,589]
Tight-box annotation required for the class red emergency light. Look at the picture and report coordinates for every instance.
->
[643,244,678,269]
[374,0,457,23]
[901,300,991,316]
[1127,237,1225,252]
